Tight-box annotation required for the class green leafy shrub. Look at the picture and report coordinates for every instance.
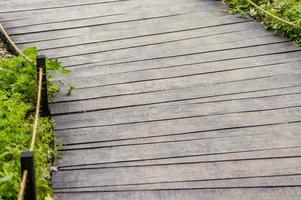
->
[225,0,301,45]
[0,47,69,199]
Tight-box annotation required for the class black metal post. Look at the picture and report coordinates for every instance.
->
[20,151,37,200]
[36,55,50,117]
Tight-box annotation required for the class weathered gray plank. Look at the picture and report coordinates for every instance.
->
[55,174,301,191]
[56,36,294,67]
[0,0,129,18]
[53,157,301,188]
[40,26,272,59]
[61,124,301,154]
[20,20,256,51]
[0,0,122,13]
[54,188,301,200]
[54,93,301,130]
[50,74,301,114]
[57,51,300,79]
[10,14,247,44]
[4,0,224,30]
[56,118,301,153]
[55,107,301,166]
[60,144,301,170]
[55,86,301,144]
[52,61,301,106]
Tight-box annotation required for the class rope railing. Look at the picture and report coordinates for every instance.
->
[15,55,50,200]
[0,23,32,60]
[18,171,29,200]
[30,69,43,152]
[1,22,51,199]
[17,69,43,200]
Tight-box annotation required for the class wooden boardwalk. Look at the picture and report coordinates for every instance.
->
[1,0,301,199]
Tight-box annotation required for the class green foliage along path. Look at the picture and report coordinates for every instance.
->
[225,0,301,45]
[0,48,69,200]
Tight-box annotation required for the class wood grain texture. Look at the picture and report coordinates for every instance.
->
[1,0,300,199]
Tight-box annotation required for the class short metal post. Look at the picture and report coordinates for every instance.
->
[20,151,37,200]
[36,55,50,117]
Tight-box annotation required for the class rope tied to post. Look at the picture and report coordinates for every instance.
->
[30,69,43,152]
[18,171,28,200]
[17,69,43,200]
[2,21,50,200]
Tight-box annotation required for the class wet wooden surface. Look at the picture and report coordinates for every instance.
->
[1,0,301,199]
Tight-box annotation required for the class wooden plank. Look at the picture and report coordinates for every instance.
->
[6,6,233,35]
[0,0,130,15]
[55,36,294,67]
[1,0,219,18]
[39,26,275,59]
[60,123,301,151]
[58,43,298,71]
[19,20,257,50]
[57,60,301,89]
[54,188,301,200]
[50,74,301,114]
[9,14,247,44]
[39,24,272,58]
[53,93,301,130]
[55,86,301,144]
[4,0,223,29]
[52,61,301,106]
[59,145,301,170]
[55,174,301,191]
[52,157,301,188]
[54,107,301,166]
[57,51,300,78]
[6,5,212,34]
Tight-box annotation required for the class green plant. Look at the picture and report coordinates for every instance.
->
[66,85,75,96]
[225,0,301,45]
[0,47,69,199]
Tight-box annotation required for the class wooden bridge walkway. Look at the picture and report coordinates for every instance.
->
[1,0,301,199]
